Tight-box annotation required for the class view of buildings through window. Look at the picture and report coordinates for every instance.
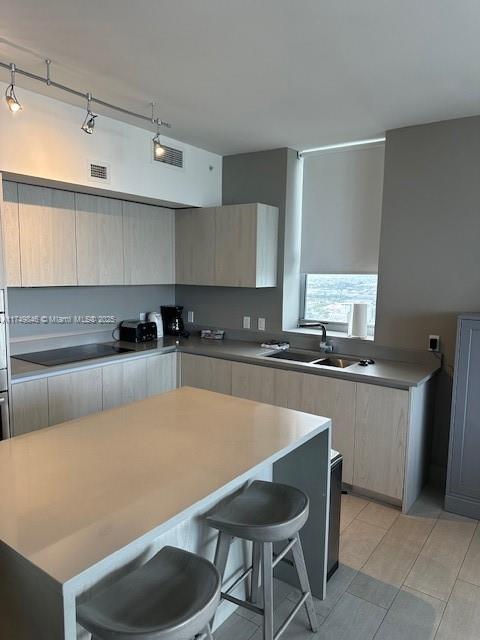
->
[304,274,378,326]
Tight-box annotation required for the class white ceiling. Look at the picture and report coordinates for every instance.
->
[1,0,480,155]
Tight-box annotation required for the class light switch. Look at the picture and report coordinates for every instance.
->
[243,316,251,329]
[187,310,194,323]
[258,317,266,331]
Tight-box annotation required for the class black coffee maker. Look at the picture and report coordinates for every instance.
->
[161,305,189,337]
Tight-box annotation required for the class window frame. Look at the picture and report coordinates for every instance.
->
[299,273,377,335]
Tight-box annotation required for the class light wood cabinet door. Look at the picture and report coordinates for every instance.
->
[11,379,49,436]
[231,362,276,404]
[215,204,257,287]
[272,369,304,411]
[1,181,21,286]
[75,194,124,285]
[102,359,148,410]
[123,202,174,285]
[300,374,356,485]
[48,368,103,425]
[146,353,177,396]
[354,383,408,500]
[18,184,77,286]
[180,354,232,395]
[175,208,215,285]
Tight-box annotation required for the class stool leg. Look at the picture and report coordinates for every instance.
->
[250,542,261,605]
[204,624,214,640]
[210,531,233,628]
[213,531,233,581]
[262,542,274,640]
[291,533,319,632]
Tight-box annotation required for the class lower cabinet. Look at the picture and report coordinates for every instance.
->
[299,373,356,486]
[11,378,49,437]
[103,359,148,410]
[180,354,419,506]
[181,353,232,394]
[353,383,408,501]
[48,368,103,425]
[11,353,178,436]
[230,363,356,485]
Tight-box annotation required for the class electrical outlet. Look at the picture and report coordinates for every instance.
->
[187,310,194,323]
[428,334,440,352]
[258,317,266,331]
[243,316,251,329]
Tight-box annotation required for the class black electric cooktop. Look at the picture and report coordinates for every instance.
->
[15,343,135,367]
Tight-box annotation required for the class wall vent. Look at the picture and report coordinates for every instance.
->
[90,163,109,180]
[154,145,184,169]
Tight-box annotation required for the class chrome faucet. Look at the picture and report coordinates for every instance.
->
[318,324,333,353]
[297,320,333,353]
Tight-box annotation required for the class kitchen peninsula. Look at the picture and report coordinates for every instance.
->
[0,386,331,640]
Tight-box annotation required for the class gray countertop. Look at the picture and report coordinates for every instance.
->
[10,336,439,389]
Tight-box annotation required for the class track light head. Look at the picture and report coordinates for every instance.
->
[81,93,97,134]
[5,64,22,113]
[81,111,97,134]
[153,133,166,158]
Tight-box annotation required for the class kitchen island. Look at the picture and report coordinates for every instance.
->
[0,386,331,640]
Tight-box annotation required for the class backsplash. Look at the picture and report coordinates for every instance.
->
[7,285,174,353]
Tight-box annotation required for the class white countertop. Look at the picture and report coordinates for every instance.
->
[0,387,329,585]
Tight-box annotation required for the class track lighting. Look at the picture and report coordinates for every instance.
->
[5,63,22,113]
[81,93,97,134]
[153,124,166,159]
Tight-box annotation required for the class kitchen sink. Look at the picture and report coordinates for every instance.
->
[312,357,359,368]
[265,350,359,369]
[265,350,318,363]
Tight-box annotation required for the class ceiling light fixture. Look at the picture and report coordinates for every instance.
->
[151,102,166,159]
[5,63,22,113]
[81,92,97,134]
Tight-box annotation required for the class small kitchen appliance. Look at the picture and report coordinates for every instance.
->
[147,311,164,339]
[161,306,188,337]
[119,320,157,343]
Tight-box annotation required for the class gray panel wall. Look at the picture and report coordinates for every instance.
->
[176,148,299,333]
[375,115,480,476]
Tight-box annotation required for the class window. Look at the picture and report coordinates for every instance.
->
[303,274,378,332]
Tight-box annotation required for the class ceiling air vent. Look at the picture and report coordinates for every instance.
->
[90,163,109,181]
[154,145,184,169]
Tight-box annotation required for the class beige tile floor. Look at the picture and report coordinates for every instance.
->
[214,488,480,640]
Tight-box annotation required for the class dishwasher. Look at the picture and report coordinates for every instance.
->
[328,450,343,580]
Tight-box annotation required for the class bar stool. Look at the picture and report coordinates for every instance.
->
[77,546,221,640]
[207,480,318,640]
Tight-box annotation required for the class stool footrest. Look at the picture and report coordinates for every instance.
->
[272,538,297,570]
[221,592,264,615]
[274,592,310,640]
[223,564,253,597]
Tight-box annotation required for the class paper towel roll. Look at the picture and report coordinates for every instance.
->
[349,303,368,338]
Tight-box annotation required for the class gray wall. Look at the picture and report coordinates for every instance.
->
[8,285,174,339]
[375,115,480,477]
[176,148,302,332]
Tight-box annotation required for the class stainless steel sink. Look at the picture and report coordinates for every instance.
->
[312,357,359,369]
[265,350,318,363]
[265,350,359,369]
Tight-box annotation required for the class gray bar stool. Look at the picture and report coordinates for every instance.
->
[77,546,221,640]
[207,480,318,640]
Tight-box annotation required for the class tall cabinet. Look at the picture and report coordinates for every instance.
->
[445,314,480,518]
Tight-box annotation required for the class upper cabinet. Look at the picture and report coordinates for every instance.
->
[176,203,278,288]
[18,184,77,286]
[75,194,124,285]
[123,202,175,285]
[1,181,21,287]
[0,182,175,287]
